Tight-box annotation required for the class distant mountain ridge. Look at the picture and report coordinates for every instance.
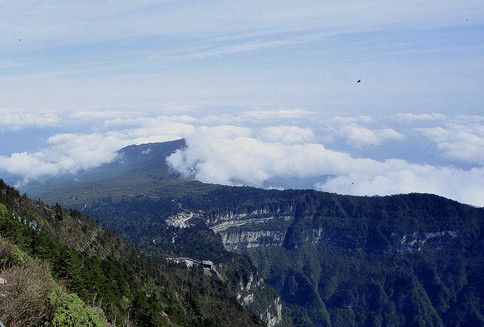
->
[22,139,187,201]
[105,139,185,179]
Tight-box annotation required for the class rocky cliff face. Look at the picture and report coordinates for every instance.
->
[220,229,287,251]
[206,208,294,249]
[260,297,283,327]
[234,267,283,327]
[205,207,465,255]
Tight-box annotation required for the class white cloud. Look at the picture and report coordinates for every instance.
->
[101,116,196,141]
[0,152,61,180]
[338,125,404,147]
[240,109,317,121]
[70,110,144,121]
[45,133,125,170]
[167,122,484,207]
[1,106,483,207]
[260,126,314,144]
[416,117,484,165]
[167,131,354,186]
[331,116,374,124]
[317,165,484,208]
[319,116,405,147]
[0,133,126,182]
[395,113,446,121]
[0,109,59,130]
[197,125,252,139]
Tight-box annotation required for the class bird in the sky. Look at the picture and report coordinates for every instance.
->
[357,80,361,83]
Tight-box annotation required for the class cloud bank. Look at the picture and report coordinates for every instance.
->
[0,115,195,183]
[416,118,484,165]
[0,109,59,131]
[166,121,484,207]
[0,133,122,182]
[0,110,483,207]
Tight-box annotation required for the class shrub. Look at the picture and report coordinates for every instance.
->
[0,260,54,327]
[46,284,105,327]
[0,238,16,269]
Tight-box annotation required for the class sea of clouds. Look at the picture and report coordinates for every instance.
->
[0,109,483,207]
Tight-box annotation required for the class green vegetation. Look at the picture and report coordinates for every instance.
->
[63,183,483,327]
[83,195,235,263]
[246,239,483,326]
[48,285,105,327]
[0,179,264,326]
[234,192,483,327]
[0,237,107,327]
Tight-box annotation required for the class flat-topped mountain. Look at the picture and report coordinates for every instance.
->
[22,139,186,200]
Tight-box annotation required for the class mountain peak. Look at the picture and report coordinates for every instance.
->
[116,139,186,162]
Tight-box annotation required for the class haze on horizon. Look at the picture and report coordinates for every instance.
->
[0,1,483,207]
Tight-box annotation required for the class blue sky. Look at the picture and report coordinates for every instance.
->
[1,1,483,206]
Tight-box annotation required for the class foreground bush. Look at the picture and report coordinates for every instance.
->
[0,238,106,327]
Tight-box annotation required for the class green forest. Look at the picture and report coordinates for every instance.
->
[77,184,483,327]
[0,179,266,326]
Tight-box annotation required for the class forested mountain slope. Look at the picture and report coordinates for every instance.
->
[78,186,483,327]
[21,141,484,327]
[201,189,483,326]
[0,179,269,327]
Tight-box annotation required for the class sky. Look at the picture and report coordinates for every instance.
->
[0,1,483,207]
